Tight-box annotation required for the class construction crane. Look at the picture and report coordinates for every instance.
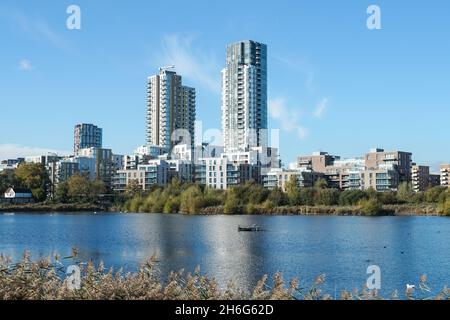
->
[159,65,175,72]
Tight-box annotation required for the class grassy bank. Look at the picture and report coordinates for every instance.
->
[197,204,440,216]
[0,254,448,300]
[0,202,106,213]
[0,202,441,217]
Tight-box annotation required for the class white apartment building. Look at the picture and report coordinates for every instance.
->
[263,168,324,191]
[112,160,170,192]
[146,69,196,152]
[221,40,267,153]
[441,164,450,187]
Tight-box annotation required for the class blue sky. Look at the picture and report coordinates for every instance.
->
[0,0,449,171]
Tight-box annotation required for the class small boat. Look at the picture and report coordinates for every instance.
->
[238,225,263,232]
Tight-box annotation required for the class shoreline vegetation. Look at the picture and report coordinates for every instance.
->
[0,203,440,216]
[1,164,449,216]
[0,252,448,300]
[121,178,450,217]
[1,178,449,216]
[0,203,443,217]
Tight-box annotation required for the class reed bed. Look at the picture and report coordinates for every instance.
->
[1,251,449,300]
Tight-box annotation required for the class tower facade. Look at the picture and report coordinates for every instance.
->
[221,40,267,153]
[74,123,102,155]
[146,69,196,152]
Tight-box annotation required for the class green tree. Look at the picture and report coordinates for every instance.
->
[125,179,142,198]
[364,187,378,200]
[14,163,50,201]
[224,192,241,214]
[377,191,398,205]
[89,179,107,201]
[314,178,328,190]
[267,188,287,207]
[316,188,340,206]
[285,176,301,206]
[54,181,69,203]
[339,190,367,206]
[424,186,445,203]
[396,182,414,203]
[438,190,450,216]
[203,187,224,207]
[180,185,204,214]
[359,198,383,216]
[163,196,181,214]
[67,174,91,202]
[246,182,269,205]
[0,172,11,194]
[299,188,315,206]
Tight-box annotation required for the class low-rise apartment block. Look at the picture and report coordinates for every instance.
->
[297,152,340,172]
[411,165,430,192]
[441,164,450,187]
[194,154,260,190]
[112,160,170,192]
[365,148,412,184]
[263,168,324,191]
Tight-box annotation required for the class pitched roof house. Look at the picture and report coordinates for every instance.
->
[3,187,34,204]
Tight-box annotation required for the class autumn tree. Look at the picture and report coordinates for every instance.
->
[67,174,91,202]
[0,172,11,194]
[125,179,142,198]
[285,175,300,205]
[14,163,50,201]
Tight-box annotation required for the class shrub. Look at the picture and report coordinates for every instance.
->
[316,189,340,206]
[203,188,224,207]
[359,198,383,216]
[397,182,414,203]
[223,193,241,214]
[438,190,450,216]
[377,191,397,205]
[245,203,260,215]
[424,187,446,203]
[127,195,144,213]
[163,197,180,214]
[339,190,367,206]
[267,188,288,207]
[299,188,315,206]
[180,185,204,214]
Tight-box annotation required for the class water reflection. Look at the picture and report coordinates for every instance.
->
[1,213,449,295]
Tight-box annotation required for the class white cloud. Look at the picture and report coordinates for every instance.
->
[19,59,32,71]
[11,12,71,52]
[269,98,308,140]
[0,144,70,160]
[313,98,329,118]
[272,55,316,92]
[155,34,221,93]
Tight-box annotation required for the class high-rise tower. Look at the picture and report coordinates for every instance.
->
[146,68,196,152]
[74,123,102,155]
[221,40,267,153]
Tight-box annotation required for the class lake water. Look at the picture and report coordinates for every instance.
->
[1,212,449,297]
